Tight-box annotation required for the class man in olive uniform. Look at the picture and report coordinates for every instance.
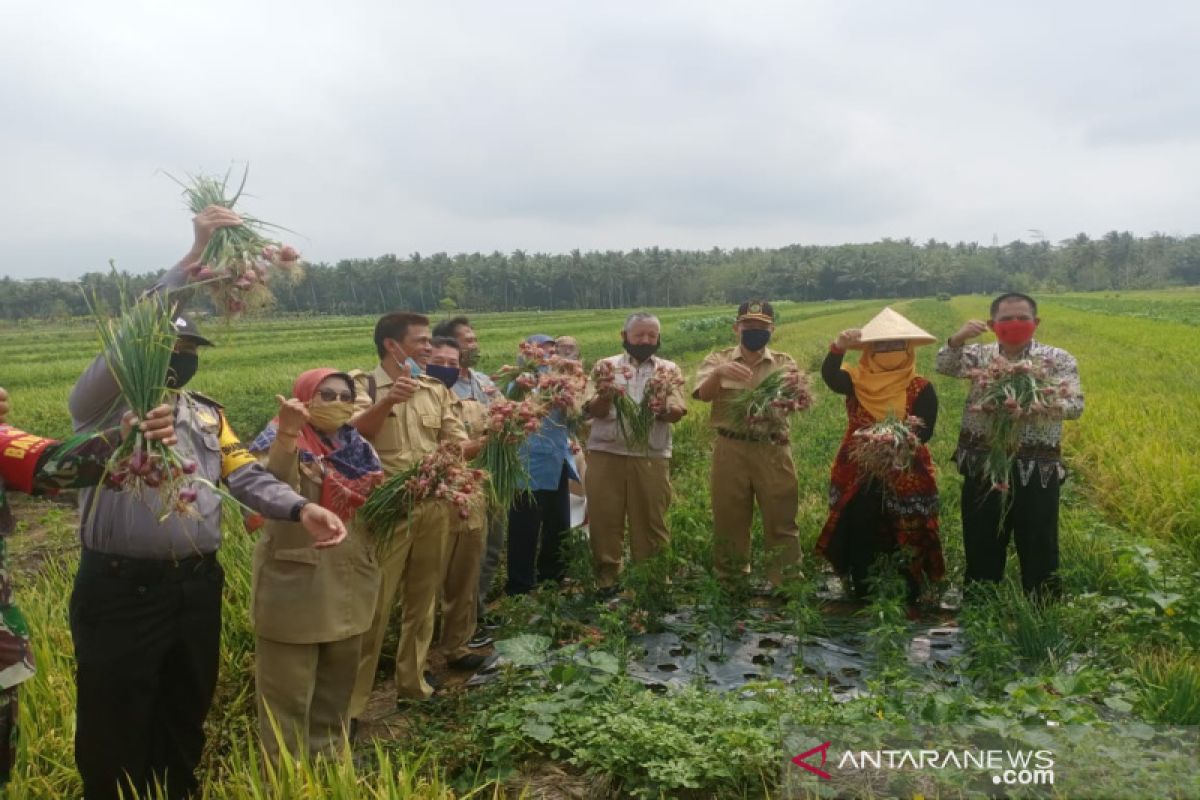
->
[67,207,348,800]
[0,390,175,785]
[424,338,493,671]
[431,316,502,646]
[693,300,803,587]
[582,312,688,594]
[349,312,468,711]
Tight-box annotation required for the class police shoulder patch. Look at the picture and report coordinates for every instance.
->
[186,391,225,410]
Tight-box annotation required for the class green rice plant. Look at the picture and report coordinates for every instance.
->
[1134,650,1200,725]
[998,585,1079,671]
[860,553,911,677]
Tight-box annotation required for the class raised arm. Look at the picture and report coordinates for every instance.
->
[935,319,989,378]
[821,350,853,396]
[69,206,243,431]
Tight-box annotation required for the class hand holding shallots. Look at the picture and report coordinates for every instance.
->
[848,415,924,486]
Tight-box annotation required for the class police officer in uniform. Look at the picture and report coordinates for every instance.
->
[693,300,803,587]
[66,207,348,800]
[0,390,175,786]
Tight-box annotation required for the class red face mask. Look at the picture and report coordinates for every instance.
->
[992,319,1037,346]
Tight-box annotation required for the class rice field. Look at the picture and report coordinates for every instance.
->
[1,291,1197,798]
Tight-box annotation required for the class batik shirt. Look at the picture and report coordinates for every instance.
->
[935,339,1084,487]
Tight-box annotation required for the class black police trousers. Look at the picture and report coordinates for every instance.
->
[70,549,223,800]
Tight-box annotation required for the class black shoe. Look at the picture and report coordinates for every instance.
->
[468,629,494,649]
[479,613,504,630]
[448,652,498,671]
[423,670,443,691]
[596,585,620,600]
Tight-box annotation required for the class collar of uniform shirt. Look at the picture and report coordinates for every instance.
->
[734,346,776,364]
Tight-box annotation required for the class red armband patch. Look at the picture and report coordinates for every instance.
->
[0,424,56,494]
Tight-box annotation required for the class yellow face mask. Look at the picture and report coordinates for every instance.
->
[872,350,909,371]
[308,401,354,433]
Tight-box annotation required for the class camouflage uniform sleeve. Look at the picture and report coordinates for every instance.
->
[33,430,121,491]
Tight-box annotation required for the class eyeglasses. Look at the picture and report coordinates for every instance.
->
[315,389,353,403]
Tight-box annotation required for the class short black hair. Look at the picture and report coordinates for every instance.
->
[990,292,1038,318]
[430,336,461,352]
[374,312,429,358]
[432,315,472,340]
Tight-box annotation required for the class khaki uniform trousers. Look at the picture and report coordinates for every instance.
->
[435,500,487,663]
[710,435,800,585]
[256,634,362,761]
[350,500,449,713]
[586,450,672,588]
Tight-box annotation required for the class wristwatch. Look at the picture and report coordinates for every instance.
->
[289,499,310,522]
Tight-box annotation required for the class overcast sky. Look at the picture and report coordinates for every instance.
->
[2,0,1198,279]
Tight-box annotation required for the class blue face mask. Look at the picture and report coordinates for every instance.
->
[740,329,771,352]
[426,363,459,390]
[406,356,423,377]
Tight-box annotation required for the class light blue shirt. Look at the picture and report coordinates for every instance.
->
[519,408,579,491]
[452,369,497,405]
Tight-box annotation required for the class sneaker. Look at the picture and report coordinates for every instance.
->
[423,670,443,691]
[479,613,504,630]
[448,652,499,671]
[468,629,494,649]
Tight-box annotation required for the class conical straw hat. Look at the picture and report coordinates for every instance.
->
[857,307,936,346]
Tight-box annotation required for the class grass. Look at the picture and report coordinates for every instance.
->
[2,291,1199,797]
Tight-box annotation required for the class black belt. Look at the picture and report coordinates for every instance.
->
[79,548,220,582]
[715,427,782,444]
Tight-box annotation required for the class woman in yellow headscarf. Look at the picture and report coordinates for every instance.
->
[815,308,944,608]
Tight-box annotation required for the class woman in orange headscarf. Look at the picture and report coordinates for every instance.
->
[247,368,384,760]
[815,308,944,606]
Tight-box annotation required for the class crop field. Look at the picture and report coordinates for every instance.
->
[0,291,1198,798]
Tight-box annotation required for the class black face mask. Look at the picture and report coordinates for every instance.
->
[425,363,460,390]
[740,329,771,352]
[622,338,659,363]
[166,352,199,389]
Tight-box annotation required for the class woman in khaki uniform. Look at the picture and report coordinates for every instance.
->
[248,369,384,760]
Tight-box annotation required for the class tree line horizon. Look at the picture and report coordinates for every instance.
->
[3,230,1198,320]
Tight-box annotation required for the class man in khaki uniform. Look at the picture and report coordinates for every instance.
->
[423,338,493,671]
[694,300,802,587]
[582,313,687,594]
[349,312,467,710]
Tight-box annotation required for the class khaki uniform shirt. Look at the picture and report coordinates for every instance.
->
[350,365,468,476]
[251,440,380,643]
[583,354,687,459]
[693,346,799,432]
